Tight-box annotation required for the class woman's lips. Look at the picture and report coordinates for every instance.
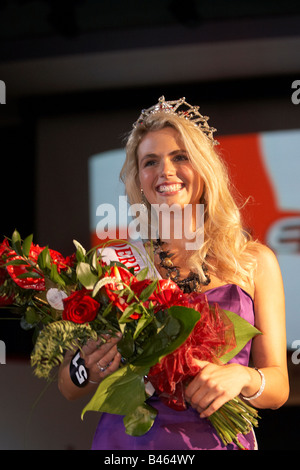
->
[156,183,185,194]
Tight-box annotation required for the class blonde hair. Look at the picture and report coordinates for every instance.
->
[120,111,258,286]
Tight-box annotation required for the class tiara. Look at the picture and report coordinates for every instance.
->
[133,96,218,146]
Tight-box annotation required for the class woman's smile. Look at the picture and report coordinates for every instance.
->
[156,182,185,194]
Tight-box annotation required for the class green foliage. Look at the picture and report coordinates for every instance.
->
[31,321,97,379]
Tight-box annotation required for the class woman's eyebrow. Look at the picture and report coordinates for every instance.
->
[139,153,157,163]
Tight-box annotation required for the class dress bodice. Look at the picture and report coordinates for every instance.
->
[205,283,255,366]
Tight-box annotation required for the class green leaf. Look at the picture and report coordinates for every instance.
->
[22,234,33,257]
[50,263,66,287]
[219,309,261,364]
[135,267,149,282]
[89,250,98,271]
[25,306,39,325]
[123,403,157,436]
[73,240,86,262]
[133,306,200,367]
[11,230,22,255]
[139,280,158,302]
[101,301,113,318]
[76,262,98,289]
[5,259,30,266]
[118,304,139,323]
[17,271,44,279]
[37,247,51,271]
[133,315,154,340]
[92,276,115,298]
[118,329,135,358]
[81,364,148,419]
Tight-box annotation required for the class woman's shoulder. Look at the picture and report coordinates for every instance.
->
[249,242,279,270]
[248,241,282,291]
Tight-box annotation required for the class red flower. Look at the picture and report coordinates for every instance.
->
[0,239,10,258]
[29,244,73,273]
[149,279,185,309]
[105,267,186,320]
[5,242,73,291]
[62,289,100,324]
[0,268,15,306]
[6,255,45,291]
[104,266,138,313]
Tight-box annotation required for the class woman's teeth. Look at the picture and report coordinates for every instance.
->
[157,184,184,193]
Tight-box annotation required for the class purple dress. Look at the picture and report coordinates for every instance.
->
[91,284,257,450]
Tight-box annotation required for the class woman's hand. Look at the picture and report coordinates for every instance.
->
[58,332,122,400]
[82,333,122,383]
[185,360,251,418]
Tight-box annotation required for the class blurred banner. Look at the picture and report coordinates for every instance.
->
[89,129,300,348]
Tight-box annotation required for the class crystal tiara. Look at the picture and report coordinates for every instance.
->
[133,96,218,146]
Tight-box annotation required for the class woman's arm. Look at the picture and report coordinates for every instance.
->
[240,244,289,408]
[58,333,122,401]
[185,244,289,417]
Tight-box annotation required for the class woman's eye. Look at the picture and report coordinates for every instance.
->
[174,154,189,161]
[144,159,156,167]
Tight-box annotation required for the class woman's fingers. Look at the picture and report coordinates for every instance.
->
[185,361,230,418]
[80,332,123,383]
[83,332,121,368]
[96,350,122,378]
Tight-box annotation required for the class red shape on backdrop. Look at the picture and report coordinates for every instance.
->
[217,133,300,244]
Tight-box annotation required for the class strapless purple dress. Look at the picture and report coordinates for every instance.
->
[91,284,257,450]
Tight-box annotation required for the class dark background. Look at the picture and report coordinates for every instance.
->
[0,0,300,450]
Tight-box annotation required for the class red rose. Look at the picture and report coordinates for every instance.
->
[62,289,100,323]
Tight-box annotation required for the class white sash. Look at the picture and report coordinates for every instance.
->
[99,240,162,280]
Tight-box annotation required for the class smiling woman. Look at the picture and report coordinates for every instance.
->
[58,96,289,451]
[121,99,257,288]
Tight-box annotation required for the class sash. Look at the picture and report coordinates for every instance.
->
[99,240,162,280]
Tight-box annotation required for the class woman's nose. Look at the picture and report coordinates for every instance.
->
[159,157,175,176]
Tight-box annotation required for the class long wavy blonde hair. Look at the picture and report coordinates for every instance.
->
[120,111,258,286]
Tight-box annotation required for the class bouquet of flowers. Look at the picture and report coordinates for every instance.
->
[0,230,260,449]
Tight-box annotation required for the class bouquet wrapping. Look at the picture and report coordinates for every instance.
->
[0,231,261,449]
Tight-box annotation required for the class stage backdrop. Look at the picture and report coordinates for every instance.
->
[89,129,300,349]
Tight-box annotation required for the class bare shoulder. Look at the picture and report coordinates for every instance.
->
[249,242,284,298]
[251,242,280,277]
